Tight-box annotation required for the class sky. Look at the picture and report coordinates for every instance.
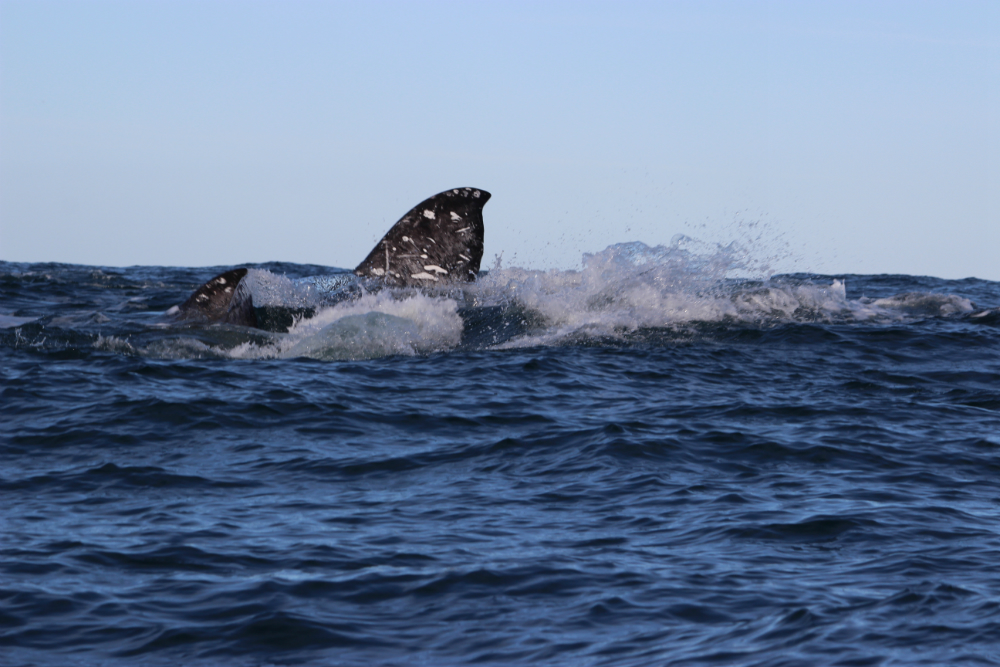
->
[1,0,997,280]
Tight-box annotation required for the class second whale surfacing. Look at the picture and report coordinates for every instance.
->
[171,187,491,330]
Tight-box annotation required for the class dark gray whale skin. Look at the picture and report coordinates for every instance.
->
[174,188,490,329]
[174,267,258,328]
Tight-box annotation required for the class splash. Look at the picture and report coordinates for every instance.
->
[470,240,975,348]
[241,269,325,308]
[228,291,463,361]
[78,238,979,360]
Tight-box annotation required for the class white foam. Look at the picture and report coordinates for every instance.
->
[470,241,975,348]
[135,239,978,361]
[227,291,463,361]
[93,335,133,354]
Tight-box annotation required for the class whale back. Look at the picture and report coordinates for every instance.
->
[175,267,258,327]
[354,187,490,287]
[173,187,491,327]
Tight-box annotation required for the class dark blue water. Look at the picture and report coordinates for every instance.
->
[2,250,1000,666]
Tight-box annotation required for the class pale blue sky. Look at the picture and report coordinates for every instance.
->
[1,1,997,279]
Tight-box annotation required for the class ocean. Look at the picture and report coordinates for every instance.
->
[2,242,999,666]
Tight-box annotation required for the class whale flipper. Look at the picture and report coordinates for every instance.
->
[354,187,490,287]
[175,268,258,328]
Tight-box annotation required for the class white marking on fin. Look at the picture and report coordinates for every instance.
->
[372,267,385,276]
[423,209,435,219]
[216,277,227,285]
[456,227,471,233]
[459,253,471,261]
[424,265,448,274]
[473,190,480,198]
[411,272,439,281]
[450,211,462,221]
[420,254,428,259]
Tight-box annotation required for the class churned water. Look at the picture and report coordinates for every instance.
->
[2,241,1000,666]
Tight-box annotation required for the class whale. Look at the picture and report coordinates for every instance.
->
[172,187,490,329]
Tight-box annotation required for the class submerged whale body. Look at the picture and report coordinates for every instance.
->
[173,187,491,329]
[174,267,259,327]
